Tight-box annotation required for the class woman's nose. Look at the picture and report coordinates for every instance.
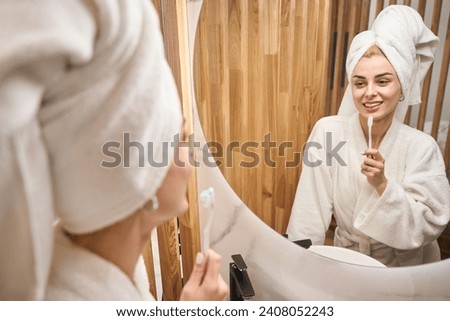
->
[365,83,377,98]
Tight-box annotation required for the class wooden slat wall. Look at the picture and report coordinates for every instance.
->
[141,241,157,298]
[416,0,441,132]
[194,0,332,233]
[444,16,450,172]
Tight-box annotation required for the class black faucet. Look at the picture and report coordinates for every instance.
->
[282,234,312,249]
[229,254,255,301]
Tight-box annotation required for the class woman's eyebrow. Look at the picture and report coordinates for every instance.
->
[374,72,395,78]
[352,72,394,79]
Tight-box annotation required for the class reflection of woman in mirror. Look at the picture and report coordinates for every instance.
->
[286,5,450,267]
[0,0,227,300]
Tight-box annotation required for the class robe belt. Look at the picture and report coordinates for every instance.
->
[334,227,372,256]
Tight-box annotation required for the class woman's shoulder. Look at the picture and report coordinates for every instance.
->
[397,122,438,146]
[397,123,443,161]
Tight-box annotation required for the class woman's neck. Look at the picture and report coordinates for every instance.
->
[66,212,154,281]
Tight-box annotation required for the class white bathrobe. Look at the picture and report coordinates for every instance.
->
[46,226,154,300]
[0,0,181,299]
[286,113,450,267]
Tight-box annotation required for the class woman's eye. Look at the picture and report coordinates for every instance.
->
[354,81,365,87]
[378,79,389,85]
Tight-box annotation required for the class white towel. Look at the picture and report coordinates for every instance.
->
[338,5,439,121]
[0,0,181,299]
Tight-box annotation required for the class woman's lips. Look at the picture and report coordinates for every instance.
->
[364,101,382,113]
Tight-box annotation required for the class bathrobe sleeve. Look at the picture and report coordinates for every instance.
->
[0,0,95,299]
[355,134,450,250]
[286,118,334,245]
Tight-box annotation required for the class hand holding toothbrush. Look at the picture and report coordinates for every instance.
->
[180,249,228,301]
[361,116,388,195]
[180,187,228,301]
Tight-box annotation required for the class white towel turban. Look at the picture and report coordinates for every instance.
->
[338,5,439,121]
[40,1,182,234]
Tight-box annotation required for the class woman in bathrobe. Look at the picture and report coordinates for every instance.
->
[286,5,450,267]
[0,0,227,300]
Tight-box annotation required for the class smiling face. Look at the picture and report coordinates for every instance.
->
[351,53,402,125]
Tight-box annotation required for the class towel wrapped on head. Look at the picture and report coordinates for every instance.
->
[40,0,182,235]
[339,5,439,121]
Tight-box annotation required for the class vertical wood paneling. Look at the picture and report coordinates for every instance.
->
[417,0,443,132]
[403,0,412,6]
[417,0,427,17]
[156,219,182,300]
[325,0,338,115]
[430,0,445,139]
[141,242,157,298]
[404,104,412,125]
[441,10,450,169]
[375,0,384,16]
[194,0,332,233]
[330,0,346,114]
[359,0,371,31]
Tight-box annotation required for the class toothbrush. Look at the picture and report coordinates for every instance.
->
[199,187,215,256]
[368,116,373,150]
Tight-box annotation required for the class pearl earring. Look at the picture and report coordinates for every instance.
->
[143,196,159,213]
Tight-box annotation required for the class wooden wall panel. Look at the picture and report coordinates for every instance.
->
[416,0,442,132]
[141,241,157,298]
[194,0,332,233]
[443,12,450,171]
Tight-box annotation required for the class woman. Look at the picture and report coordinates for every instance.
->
[0,0,227,300]
[286,5,450,267]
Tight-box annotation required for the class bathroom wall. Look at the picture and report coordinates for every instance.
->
[194,0,332,233]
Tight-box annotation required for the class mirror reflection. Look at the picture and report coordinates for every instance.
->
[194,0,450,266]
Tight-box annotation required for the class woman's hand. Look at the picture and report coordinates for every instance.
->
[180,249,229,301]
[361,149,388,195]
